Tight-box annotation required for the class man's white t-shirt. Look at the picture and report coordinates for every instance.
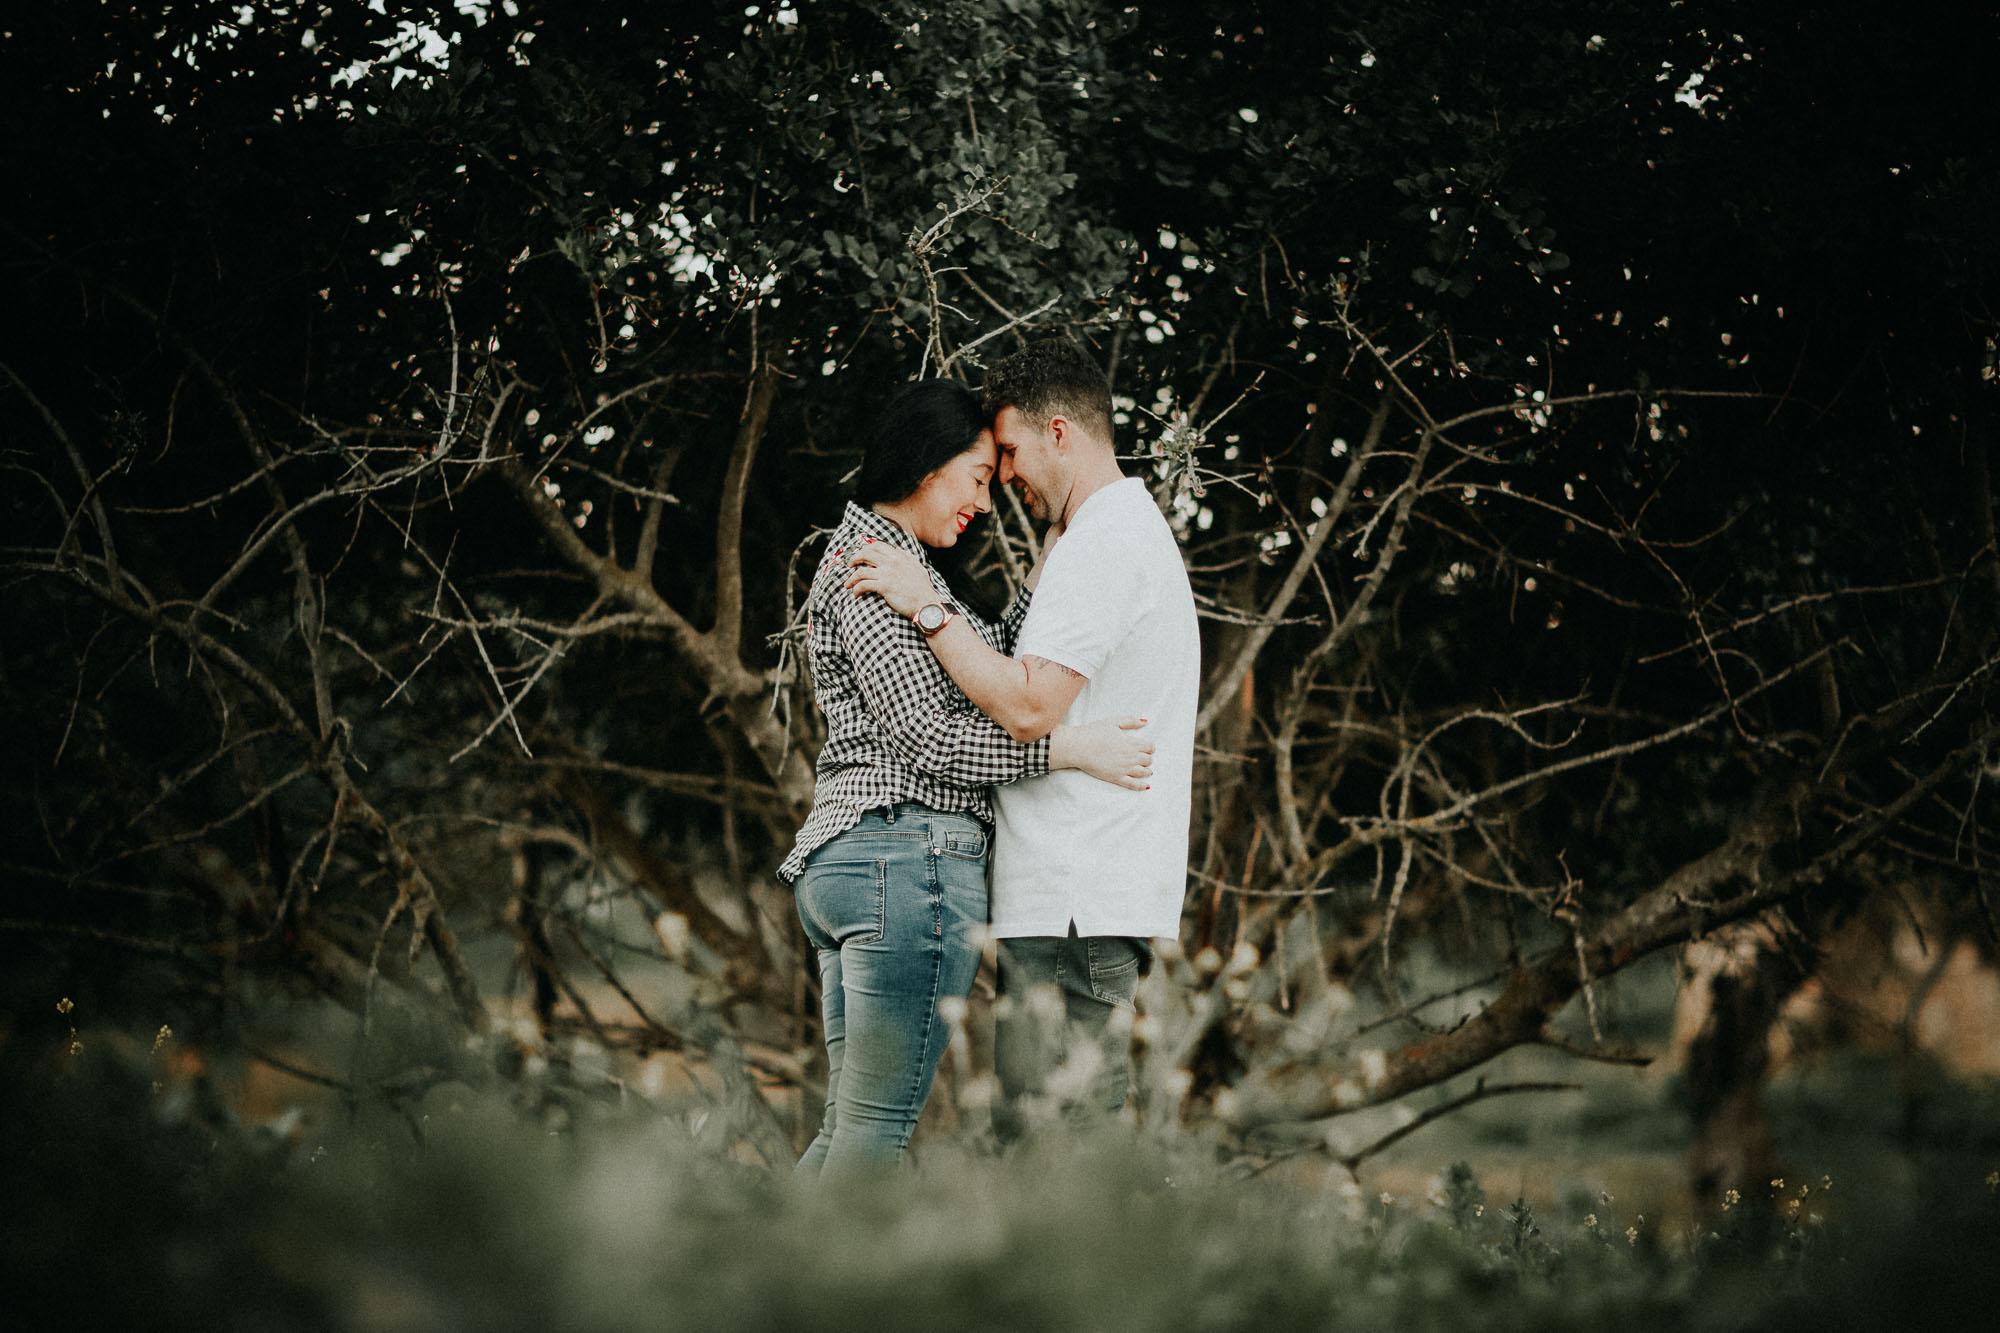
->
[991,477,1200,940]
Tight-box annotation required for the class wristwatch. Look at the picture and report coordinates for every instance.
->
[913,602,954,636]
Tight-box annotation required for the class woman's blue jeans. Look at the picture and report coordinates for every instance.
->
[794,804,988,1176]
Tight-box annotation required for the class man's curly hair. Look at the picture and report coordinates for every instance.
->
[980,338,1114,443]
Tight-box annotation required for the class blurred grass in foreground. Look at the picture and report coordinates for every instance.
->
[5,1033,1998,1333]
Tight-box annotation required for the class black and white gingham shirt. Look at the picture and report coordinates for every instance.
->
[778,503,1049,882]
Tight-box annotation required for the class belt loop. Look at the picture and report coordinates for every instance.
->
[883,806,897,824]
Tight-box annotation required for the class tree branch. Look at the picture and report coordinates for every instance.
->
[1197,385,1390,734]
[713,349,783,662]
[1223,718,2000,1128]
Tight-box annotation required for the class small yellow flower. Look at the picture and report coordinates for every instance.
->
[1987,1171,1998,1193]
[1770,1178,1784,1191]
[1722,1189,1740,1209]
[1584,1213,1599,1228]
[1625,1226,1639,1246]
[56,997,74,1015]
[1821,1175,1833,1191]
[152,1024,173,1053]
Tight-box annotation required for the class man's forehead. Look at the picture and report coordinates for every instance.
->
[993,404,1042,438]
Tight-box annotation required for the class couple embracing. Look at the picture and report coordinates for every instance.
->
[778,339,1201,1176]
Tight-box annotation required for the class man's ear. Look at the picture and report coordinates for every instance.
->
[1047,413,1071,452]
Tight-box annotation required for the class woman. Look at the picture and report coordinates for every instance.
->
[779,377,1152,1176]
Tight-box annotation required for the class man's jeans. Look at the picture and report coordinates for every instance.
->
[794,805,988,1175]
[992,924,1152,1142]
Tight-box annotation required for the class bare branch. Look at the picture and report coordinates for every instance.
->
[1198,388,1391,734]
[0,360,122,587]
[445,596,610,763]
[1334,1079,1582,1175]
[713,352,783,662]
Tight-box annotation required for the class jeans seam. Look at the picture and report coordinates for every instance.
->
[871,858,886,942]
[896,867,947,1151]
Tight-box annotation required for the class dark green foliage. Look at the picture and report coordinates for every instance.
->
[7,1033,2000,1332]
[1441,1159,1486,1229]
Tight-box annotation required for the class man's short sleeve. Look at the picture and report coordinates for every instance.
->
[1014,499,1144,678]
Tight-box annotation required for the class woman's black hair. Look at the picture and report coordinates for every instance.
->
[854,377,986,506]
[851,376,1006,620]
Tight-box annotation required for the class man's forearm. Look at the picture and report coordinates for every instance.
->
[928,617,1073,742]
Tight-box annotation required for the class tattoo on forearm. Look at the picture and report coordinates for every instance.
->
[1023,655,1083,680]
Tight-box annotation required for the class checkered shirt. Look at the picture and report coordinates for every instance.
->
[778,502,1048,883]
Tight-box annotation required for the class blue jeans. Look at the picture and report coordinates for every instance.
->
[794,804,989,1175]
[992,925,1152,1143]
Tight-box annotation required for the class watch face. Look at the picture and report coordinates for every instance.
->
[918,604,946,631]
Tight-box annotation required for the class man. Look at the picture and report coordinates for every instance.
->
[844,339,1200,1135]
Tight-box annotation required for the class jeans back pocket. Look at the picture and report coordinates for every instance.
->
[797,856,888,947]
[1084,937,1145,1008]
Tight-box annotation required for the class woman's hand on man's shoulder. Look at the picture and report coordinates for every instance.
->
[842,540,935,619]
